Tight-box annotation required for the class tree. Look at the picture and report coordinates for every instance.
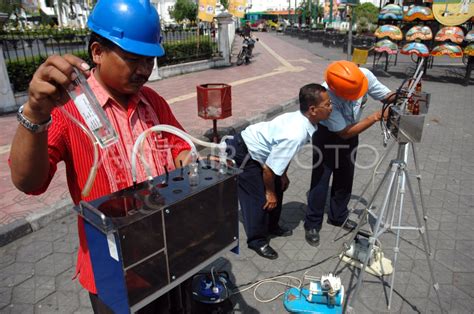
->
[353,2,379,24]
[220,0,229,10]
[169,0,197,23]
[0,0,20,16]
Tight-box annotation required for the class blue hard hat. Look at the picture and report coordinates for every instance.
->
[87,0,164,57]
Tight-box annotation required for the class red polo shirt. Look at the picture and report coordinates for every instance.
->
[25,73,190,293]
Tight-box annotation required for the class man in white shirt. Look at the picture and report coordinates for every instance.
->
[226,84,332,259]
[304,60,394,247]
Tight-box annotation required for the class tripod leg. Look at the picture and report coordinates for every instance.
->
[333,140,396,241]
[387,165,407,309]
[333,160,396,274]
[347,163,400,310]
[410,143,432,254]
[404,170,444,312]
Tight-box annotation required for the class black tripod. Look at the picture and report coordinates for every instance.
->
[333,141,443,312]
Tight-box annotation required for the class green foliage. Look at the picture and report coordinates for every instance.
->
[158,38,216,65]
[0,0,20,16]
[169,0,197,23]
[220,0,229,10]
[6,51,91,92]
[353,2,379,24]
[6,37,215,92]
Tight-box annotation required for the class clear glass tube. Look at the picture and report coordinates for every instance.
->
[67,68,118,148]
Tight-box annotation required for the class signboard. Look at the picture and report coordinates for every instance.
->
[198,0,217,22]
[228,0,247,18]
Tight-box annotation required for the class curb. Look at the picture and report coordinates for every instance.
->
[0,97,300,248]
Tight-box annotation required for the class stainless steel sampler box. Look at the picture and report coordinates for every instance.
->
[386,91,430,143]
[74,161,240,313]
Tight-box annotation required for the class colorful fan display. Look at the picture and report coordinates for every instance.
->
[431,43,463,57]
[374,39,399,55]
[406,26,433,41]
[435,26,465,44]
[400,42,430,57]
[379,4,404,20]
[404,6,434,21]
[465,30,474,42]
[464,44,474,56]
[375,25,403,40]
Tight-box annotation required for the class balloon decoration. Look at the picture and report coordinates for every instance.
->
[406,26,433,41]
[401,42,430,57]
[464,44,474,56]
[374,25,403,40]
[404,6,435,21]
[374,39,399,55]
[435,26,465,44]
[431,43,463,57]
[379,4,404,20]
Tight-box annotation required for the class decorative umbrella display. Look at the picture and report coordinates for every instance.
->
[375,25,403,40]
[379,4,403,20]
[431,43,463,57]
[404,6,434,21]
[464,44,474,56]
[374,39,399,55]
[434,26,465,44]
[406,26,433,41]
[400,42,430,57]
[465,30,474,42]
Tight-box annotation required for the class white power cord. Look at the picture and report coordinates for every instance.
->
[231,275,302,303]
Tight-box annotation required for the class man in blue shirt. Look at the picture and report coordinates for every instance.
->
[226,84,332,259]
[304,60,394,247]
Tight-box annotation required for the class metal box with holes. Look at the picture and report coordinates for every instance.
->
[386,92,430,143]
[74,161,239,313]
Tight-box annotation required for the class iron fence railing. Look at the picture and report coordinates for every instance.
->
[1,28,219,64]
[1,27,219,93]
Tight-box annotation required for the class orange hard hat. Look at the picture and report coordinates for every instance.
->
[324,60,368,101]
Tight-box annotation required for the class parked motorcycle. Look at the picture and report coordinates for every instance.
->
[236,35,258,66]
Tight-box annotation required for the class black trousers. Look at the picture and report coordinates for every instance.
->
[226,134,284,248]
[305,124,358,230]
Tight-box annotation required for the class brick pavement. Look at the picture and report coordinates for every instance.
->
[0,32,473,313]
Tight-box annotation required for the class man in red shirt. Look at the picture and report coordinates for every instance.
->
[9,0,191,312]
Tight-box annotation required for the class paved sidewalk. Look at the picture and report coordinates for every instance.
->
[1,32,473,313]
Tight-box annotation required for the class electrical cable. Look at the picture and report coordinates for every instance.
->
[227,254,339,305]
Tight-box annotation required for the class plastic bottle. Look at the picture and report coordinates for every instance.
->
[407,97,415,114]
[67,68,118,148]
[412,100,420,115]
[188,151,199,186]
[415,80,422,93]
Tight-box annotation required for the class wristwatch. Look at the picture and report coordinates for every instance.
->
[17,105,52,133]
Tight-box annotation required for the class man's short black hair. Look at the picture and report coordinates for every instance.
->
[87,32,116,64]
[299,83,327,112]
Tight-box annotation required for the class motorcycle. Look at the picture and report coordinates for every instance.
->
[236,35,258,66]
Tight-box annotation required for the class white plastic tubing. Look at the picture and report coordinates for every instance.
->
[131,124,232,183]
[59,107,99,198]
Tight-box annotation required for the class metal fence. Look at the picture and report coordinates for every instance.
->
[1,28,219,64]
[1,27,219,92]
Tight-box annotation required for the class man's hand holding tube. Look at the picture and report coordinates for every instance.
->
[10,54,90,193]
[24,54,90,123]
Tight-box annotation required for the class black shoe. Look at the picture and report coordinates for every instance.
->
[269,226,293,237]
[305,228,320,247]
[249,244,278,259]
[327,218,358,231]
